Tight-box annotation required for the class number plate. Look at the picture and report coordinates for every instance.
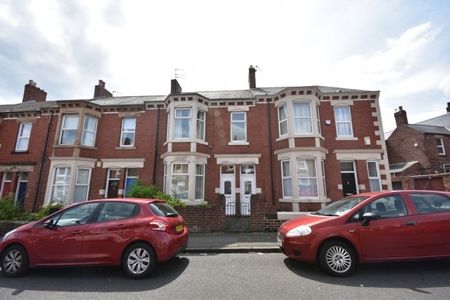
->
[176,224,184,232]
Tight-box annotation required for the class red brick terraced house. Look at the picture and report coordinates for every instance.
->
[387,104,450,191]
[0,67,392,231]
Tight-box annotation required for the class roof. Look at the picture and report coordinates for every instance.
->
[0,84,377,113]
[407,124,450,135]
[389,161,418,174]
[417,113,450,128]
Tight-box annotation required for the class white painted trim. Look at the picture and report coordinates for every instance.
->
[335,149,382,161]
[228,106,249,112]
[215,154,261,165]
[330,99,354,106]
[101,158,145,169]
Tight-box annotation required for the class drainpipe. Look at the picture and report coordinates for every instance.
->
[33,110,53,212]
[267,101,277,208]
[152,107,161,185]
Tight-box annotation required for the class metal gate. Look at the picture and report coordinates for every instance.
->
[224,202,251,232]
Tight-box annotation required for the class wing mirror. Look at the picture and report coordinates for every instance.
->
[44,219,57,229]
[361,212,379,226]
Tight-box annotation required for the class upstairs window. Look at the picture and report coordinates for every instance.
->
[60,115,79,145]
[81,116,98,147]
[120,117,136,146]
[293,102,312,134]
[15,123,32,151]
[174,108,192,138]
[437,138,446,156]
[334,106,353,137]
[231,112,247,142]
[278,105,288,136]
[196,110,206,141]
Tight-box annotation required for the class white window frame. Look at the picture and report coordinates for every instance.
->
[174,108,192,139]
[278,105,288,137]
[105,168,121,198]
[230,111,247,142]
[196,110,206,141]
[124,168,139,197]
[171,163,190,200]
[334,106,354,137]
[59,115,79,145]
[120,117,136,147]
[51,167,71,204]
[367,161,382,192]
[297,159,318,198]
[81,115,98,147]
[437,138,446,156]
[73,168,91,203]
[0,172,13,198]
[316,105,322,135]
[15,123,32,152]
[281,160,292,198]
[340,160,359,195]
[293,102,313,135]
[195,164,205,200]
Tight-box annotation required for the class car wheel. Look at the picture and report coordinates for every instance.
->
[1,245,29,277]
[319,240,356,277]
[122,243,157,279]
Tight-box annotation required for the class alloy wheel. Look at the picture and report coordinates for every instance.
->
[3,249,23,274]
[325,245,352,274]
[127,247,150,275]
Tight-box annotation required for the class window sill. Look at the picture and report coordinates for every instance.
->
[336,136,358,141]
[11,150,29,154]
[276,134,324,142]
[116,146,136,150]
[169,139,208,145]
[228,141,249,146]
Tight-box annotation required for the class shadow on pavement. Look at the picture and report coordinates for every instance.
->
[0,256,189,295]
[284,258,450,294]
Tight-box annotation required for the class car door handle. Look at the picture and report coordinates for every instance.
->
[72,230,83,235]
[116,224,126,228]
[405,221,416,226]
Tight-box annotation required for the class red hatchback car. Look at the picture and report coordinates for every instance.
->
[278,190,450,276]
[0,198,188,279]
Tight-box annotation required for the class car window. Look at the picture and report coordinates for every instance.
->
[149,202,179,217]
[410,193,450,214]
[363,195,407,218]
[55,203,100,227]
[97,202,139,222]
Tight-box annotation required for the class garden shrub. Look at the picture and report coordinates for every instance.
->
[129,181,186,208]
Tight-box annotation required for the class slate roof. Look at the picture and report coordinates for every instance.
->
[407,124,450,135]
[417,113,450,128]
[0,85,377,113]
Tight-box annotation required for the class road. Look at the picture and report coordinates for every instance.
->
[1,253,449,299]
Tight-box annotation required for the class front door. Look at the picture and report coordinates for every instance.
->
[340,161,358,196]
[240,165,255,216]
[221,165,235,215]
[106,169,120,198]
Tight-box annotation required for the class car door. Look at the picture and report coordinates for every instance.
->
[82,201,139,264]
[406,192,450,257]
[356,194,422,260]
[29,202,100,265]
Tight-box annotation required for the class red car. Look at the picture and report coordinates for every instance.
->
[278,190,450,276]
[0,198,188,279]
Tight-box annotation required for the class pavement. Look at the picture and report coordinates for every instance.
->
[184,232,280,253]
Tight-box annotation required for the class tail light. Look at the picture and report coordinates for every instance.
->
[149,220,168,231]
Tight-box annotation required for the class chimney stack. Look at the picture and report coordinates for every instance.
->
[446,102,450,113]
[248,65,256,89]
[171,79,182,94]
[394,106,408,127]
[22,80,47,102]
[93,80,113,98]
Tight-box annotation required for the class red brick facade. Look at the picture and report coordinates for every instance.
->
[0,70,391,231]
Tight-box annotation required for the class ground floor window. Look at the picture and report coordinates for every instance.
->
[73,168,91,203]
[297,159,318,197]
[195,164,205,200]
[51,167,71,203]
[171,163,189,200]
[367,161,381,192]
[164,161,206,202]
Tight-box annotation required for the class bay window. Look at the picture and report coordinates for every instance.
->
[297,159,318,197]
[174,108,192,138]
[171,163,189,200]
[195,164,205,200]
[60,115,79,145]
[281,160,292,198]
[73,168,90,203]
[196,110,206,140]
[278,105,288,136]
[51,167,71,203]
[81,116,98,147]
[293,102,312,134]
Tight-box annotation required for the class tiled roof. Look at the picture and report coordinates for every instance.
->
[89,95,166,106]
[417,113,450,128]
[0,101,58,113]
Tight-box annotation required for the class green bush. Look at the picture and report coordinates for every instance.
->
[30,202,65,221]
[0,197,22,221]
[129,181,186,208]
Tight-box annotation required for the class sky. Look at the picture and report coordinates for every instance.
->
[0,0,449,134]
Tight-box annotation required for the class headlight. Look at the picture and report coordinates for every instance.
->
[286,225,312,237]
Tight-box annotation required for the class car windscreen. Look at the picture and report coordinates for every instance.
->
[311,196,368,216]
[149,202,179,217]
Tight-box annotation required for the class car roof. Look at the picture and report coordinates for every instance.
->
[85,198,164,204]
[353,190,450,198]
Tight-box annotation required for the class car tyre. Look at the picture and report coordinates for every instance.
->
[122,243,157,279]
[319,240,356,277]
[1,245,29,277]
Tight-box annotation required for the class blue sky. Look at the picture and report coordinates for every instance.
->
[0,0,449,133]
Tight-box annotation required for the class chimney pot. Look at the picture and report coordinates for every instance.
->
[171,79,182,94]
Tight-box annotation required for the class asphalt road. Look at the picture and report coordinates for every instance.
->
[1,253,449,300]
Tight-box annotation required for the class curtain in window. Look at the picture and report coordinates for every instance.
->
[297,159,318,197]
[81,116,97,146]
[175,109,191,138]
[281,161,292,197]
[335,107,352,136]
[293,103,312,134]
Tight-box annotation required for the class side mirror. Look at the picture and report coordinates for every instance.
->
[44,219,57,229]
[361,212,379,226]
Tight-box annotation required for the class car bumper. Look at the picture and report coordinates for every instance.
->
[155,230,189,262]
[278,233,316,264]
